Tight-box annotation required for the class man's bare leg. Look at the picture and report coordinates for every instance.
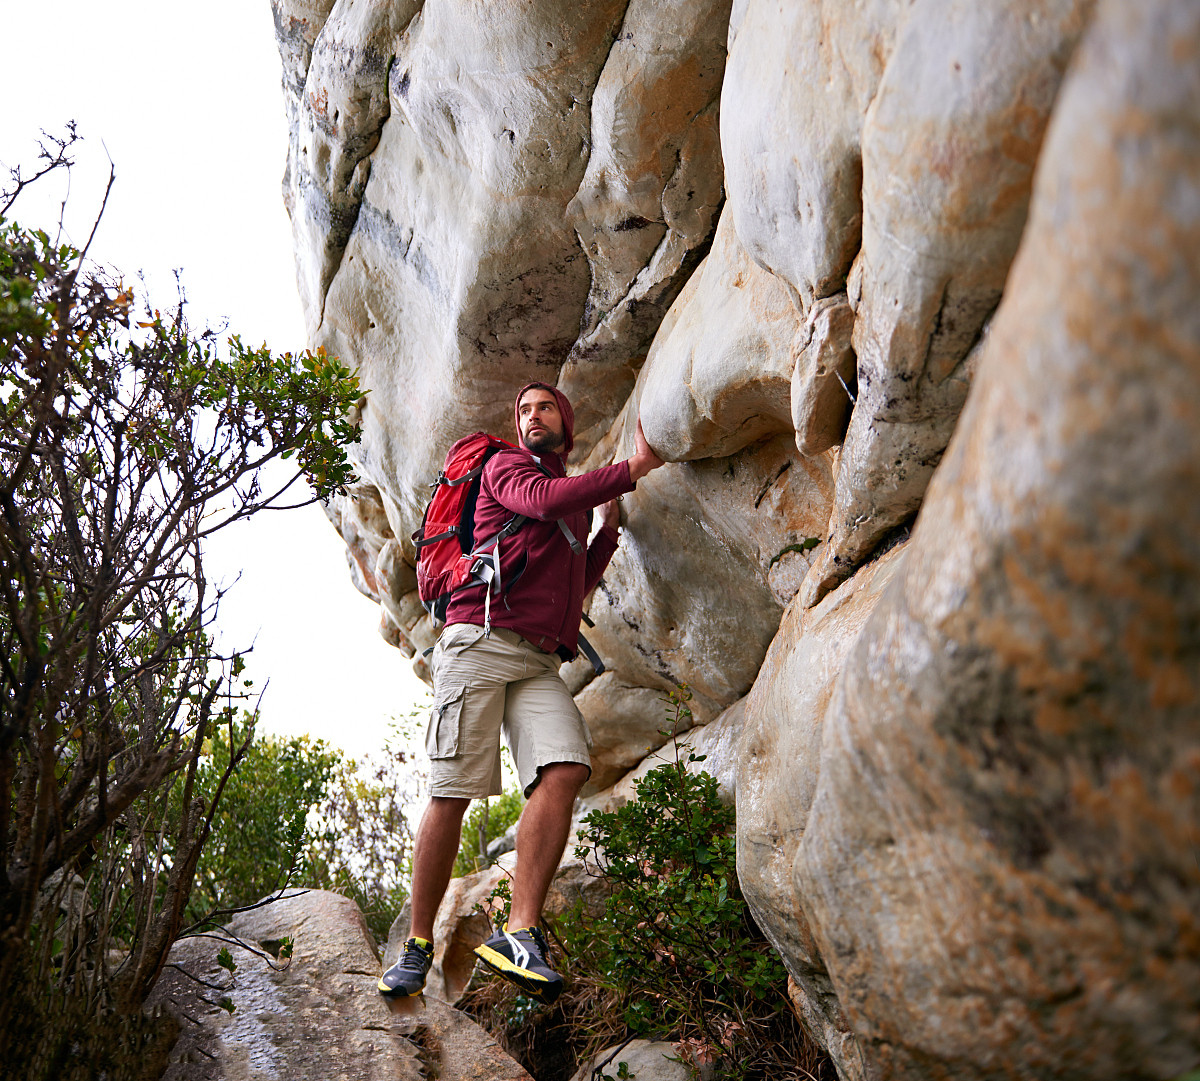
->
[508,761,591,929]
[409,795,470,941]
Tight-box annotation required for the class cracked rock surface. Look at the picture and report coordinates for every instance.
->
[149,890,530,1081]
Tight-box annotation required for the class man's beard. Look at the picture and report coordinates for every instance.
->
[522,428,565,454]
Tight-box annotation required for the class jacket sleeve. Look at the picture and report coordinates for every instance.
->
[483,454,635,521]
[584,524,620,595]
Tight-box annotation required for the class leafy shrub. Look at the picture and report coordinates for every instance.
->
[564,691,811,1078]
[182,723,340,926]
[462,689,830,1081]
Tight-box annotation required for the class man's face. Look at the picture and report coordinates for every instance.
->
[518,388,566,453]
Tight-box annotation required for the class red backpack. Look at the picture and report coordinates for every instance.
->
[412,433,525,624]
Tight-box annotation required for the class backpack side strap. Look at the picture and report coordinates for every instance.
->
[575,632,605,676]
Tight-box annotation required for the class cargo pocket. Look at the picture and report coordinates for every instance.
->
[430,624,486,683]
[425,686,467,759]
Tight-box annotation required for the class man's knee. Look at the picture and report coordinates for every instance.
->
[533,761,590,798]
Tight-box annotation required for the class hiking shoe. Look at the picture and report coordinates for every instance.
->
[378,936,434,997]
[473,925,563,1005]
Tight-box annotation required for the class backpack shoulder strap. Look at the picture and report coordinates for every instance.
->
[556,518,583,555]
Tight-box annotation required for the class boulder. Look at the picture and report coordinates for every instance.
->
[149,889,530,1080]
[797,3,1200,1076]
[721,0,883,307]
[791,293,857,457]
[594,694,745,813]
[391,993,534,1081]
[721,0,1094,605]
[578,427,834,754]
[636,207,798,463]
[569,1039,695,1081]
[576,675,681,794]
[544,854,613,922]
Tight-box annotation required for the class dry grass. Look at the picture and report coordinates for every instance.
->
[458,919,835,1081]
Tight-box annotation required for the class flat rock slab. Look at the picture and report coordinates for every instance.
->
[149,889,530,1081]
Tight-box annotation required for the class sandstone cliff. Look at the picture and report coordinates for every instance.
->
[271,1,1200,1077]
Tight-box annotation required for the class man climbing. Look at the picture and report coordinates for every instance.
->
[379,382,665,1004]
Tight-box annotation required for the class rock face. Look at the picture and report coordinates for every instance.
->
[737,543,909,1081]
[149,889,531,1080]
[794,5,1200,1076]
[723,0,1094,608]
[273,0,1200,1078]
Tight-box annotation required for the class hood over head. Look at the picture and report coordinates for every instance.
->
[514,381,574,456]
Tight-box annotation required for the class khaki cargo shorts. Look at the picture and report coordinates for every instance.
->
[425,623,592,799]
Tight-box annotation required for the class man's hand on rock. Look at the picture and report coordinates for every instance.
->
[627,419,665,482]
[598,499,620,531]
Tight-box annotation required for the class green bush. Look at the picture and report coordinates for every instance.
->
[182,723,340,926]
[455,786,525,879]
[565,695,797,1078]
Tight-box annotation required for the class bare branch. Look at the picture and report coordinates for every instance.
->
[0,123,79,218]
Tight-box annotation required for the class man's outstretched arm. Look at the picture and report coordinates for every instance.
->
[583,422,665,591]
[487,418,666,521]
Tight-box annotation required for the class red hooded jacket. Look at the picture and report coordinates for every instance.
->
[442,383,636,658]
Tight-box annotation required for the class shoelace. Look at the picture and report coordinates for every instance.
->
[402,940,430,969]
[519,927,549,960]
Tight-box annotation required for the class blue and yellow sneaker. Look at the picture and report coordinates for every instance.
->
[378,936,434,997]
[473,925,563,1005]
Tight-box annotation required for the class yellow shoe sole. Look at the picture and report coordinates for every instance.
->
[473,943,561,1004]
[377,977,424,997]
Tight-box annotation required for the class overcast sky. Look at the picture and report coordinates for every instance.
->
[1,0,430,758]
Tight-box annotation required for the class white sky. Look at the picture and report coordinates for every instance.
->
[1,0,431,759]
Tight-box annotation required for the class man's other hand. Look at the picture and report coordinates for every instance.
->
[598,499,620,531]
[628,419,665,482]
